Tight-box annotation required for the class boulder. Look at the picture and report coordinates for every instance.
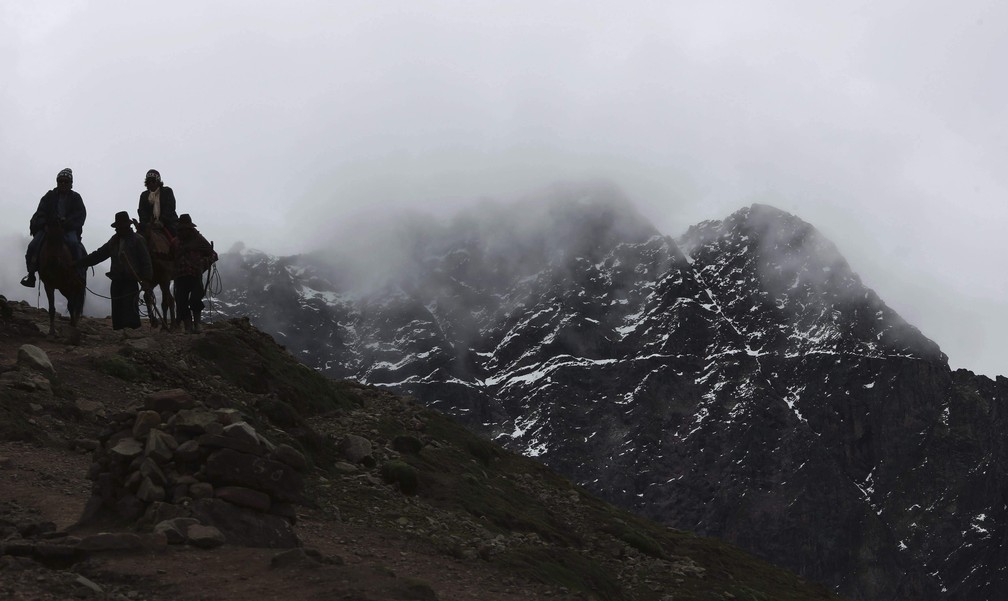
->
[186,524,226,549]
[136,477,166,503]
[173,439,201,462]
[223,422,261,449]
[272,444,308,472]
[215,486,271,512]
[17,344,53,376]
[340,434,374,465]
[132,410,162,439]
[145,389,195,413]
[109,438,143,460]
[191,499,298,548]
[204,449,303,502]
[392,435,424,454]
[154,518,201,545]
[173,409,218,433]
[144,429,178,463]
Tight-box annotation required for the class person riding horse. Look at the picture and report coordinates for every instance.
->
[137,169,179,238]
[21,168,87,288]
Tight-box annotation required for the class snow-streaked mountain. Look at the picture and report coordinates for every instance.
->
[214,192,1007,601]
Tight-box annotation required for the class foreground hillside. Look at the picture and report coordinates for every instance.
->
[0,294,841,601]
[213,194,1008,601]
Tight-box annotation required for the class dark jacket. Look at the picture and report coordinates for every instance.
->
[137,186,179,236]
[30,189,86,238]
[83,232,153,284]
[175,228,217,278]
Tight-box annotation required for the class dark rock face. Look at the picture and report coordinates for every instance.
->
[215,196,1008,601]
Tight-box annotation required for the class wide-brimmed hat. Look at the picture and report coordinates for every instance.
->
[111,211,132,229]
[178,213,196,228]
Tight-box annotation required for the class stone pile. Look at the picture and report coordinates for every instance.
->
[81,388,308,548]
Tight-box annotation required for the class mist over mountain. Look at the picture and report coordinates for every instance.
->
[213,187,1008,601]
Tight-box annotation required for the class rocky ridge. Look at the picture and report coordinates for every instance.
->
[212,195,1008,601]
[0,293,842,601]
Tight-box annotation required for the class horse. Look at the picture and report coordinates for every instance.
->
[36,219,86,336]
[135,219,176,330]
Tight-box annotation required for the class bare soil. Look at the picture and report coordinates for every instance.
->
[0,303,572,601]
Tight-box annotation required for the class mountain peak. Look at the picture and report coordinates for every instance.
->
[679,202,946,363]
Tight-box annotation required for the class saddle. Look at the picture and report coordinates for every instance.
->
[147,224,177,260]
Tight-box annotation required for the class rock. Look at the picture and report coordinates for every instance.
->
[392,435,424,454]
[340,434,374,466]
[17,520,56,537]
[77,532,144,552]
[125,337,155,351]
[74,399,107,419]
[223,422,261,449]
[215,409,243,426]
[381,460,419,495]
[132,410,162,439]
[333,461,358,475]
[74,575,104,596]
[136,477,166,503]
[189,482,214,499]
[197,433,261,456]
[186,524,226,549]
[205,449,303,502]
[115,494,145,522]
[269,502,297,524]
[109,438,143,460]
[2,541,36,556]
[215,486,271,512]
[144,429,177,462]
[17,344,53,376]
[174,439,201,462]
[146,389,195,413]
[142,502,190,528]
[191,499,298,548]
[139,457,167,486]
[271,444,308,472]
[33,542,81,562]
[0,456,10,469]
[270,548,321,569]
[154,518,200,545]
[74,439,100,451]
[172,408,218,433]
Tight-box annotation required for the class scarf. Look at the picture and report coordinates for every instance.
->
[148,188,161,222]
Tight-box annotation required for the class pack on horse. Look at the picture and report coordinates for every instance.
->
[134,219,176,330]
[36,217,86,336]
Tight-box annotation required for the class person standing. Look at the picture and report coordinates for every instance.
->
[137,169,179,238]
[173,214,217,333]
[21,168,87,287]
[78,211,152,330]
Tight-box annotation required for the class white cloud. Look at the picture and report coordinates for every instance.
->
[1,0,1006,376]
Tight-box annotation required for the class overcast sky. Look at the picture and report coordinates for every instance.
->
[1,1,1006,377]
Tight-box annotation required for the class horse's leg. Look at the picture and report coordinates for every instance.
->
[162,281,176,331]
[144,287,159,328]
[45,284,56,337]
[70,285,84,327]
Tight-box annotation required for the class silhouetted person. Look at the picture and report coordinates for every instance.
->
[137,169,179,238]
[174,214,217,333]
[22,168,87,288]
[78,211,152,330]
